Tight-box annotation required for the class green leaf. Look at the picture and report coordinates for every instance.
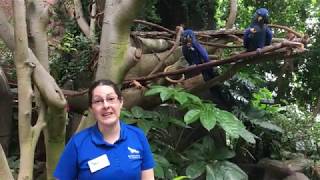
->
[137,121,153,134]
[206,161,248,180]
[168,118,189,128]
[122,118,138,124]
[144,86,167,96]
[200,108,217,131]
[184,109,201,124]
[154,165,165,179]
[173,176,190,180]
[153,154,171,167]
[160,90,173,102]
[239,129,256,144]
[120,110,132,118]
[251,119,283,133]
[131,106,144,118]
[217,110,244,139]
[186,161,206,179]
[174,92,189,105]
[186,93,202,104]
[213,147,236,160]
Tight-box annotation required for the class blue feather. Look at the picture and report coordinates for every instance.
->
[182,29,215,81]
[244,8,273,52]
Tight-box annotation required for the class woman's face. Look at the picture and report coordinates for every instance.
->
[90,85,123,127]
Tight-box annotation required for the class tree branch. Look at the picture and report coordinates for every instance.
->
[74,0,90,37]
[134,19,175,34]
[0,9,66,108]
[124,41,306,84]
[269,24,304,38]
[0,145,13,180]
[225,0,238,29]
[147,26,183,75]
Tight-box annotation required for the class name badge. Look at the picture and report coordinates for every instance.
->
[88,154,110,173]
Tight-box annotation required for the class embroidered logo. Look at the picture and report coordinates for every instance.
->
[128,147,141,160]
[128,147,139,154]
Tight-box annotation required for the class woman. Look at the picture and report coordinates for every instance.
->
[54,79,155,180]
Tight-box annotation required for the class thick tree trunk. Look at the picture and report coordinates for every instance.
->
[27,1,68,179]
[9,1,67,179]
[44,107,67,180]
[13,0,36,179]
[0,145,14,180]
[0,67,12,155]
[95,0,146,83]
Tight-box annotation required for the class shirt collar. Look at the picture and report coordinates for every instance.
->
[91,121,127,146]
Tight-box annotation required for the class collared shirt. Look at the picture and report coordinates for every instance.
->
[54,121,154,180]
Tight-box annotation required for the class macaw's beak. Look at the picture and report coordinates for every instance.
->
[250,28,257,33]
[257,16,263,22]
[185,37,192,47]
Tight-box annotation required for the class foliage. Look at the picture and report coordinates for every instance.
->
[272,105,320,158]
[181,0,218,29]
[235,0,314,31]
[138,85,258,179]
[292,22,320,107]
[145,85,255,144]
[140,0,161,23]
[0,41,15,82]
[251,87,279,112]
[49,32,93,86]
[184,136,248,180]
[121,106,161,134]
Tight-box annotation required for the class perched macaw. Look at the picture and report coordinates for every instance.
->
[182,29,215,81]
[243,8,273,52]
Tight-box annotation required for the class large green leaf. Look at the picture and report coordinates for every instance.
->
[239,129,256,144]
[137,121,153,134]
[212,147,236,160]
[168,118,189,128]
[160,90,173,102]
[251,119,283,133]
[184,109,201,124]
[131,106,144,118]
[185,161,206,179]
[200,108,217,131]
[154,165,165,179]
[216,110,244,139]
[174,92,189,105]
[153,153,171,167]
[206,161,248,180]
[144,85,168,96]
[120,110,132,118]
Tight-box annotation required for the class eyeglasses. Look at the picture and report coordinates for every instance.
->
[92,96,119,106]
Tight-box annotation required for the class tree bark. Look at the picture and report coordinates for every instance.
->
[95,0,146,83]
[13,0,36,179]
[1,1,67,179]
[27,0,50,69]
[225,0,237,29]
[0,67,12,155]
[89,0,97,42]
[74,0,90,37]
[0,145,13,180]
[26,1,68,179]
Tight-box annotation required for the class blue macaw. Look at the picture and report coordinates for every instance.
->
[243,8,273,52]
[182,29,215,81]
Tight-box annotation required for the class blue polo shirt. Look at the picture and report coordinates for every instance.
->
[54,121,155,180]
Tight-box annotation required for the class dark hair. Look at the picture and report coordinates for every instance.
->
[88,79,122,107]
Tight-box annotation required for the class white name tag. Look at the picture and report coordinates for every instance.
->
[88,154,110,173]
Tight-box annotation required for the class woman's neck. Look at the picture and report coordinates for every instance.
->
[98,121,121,144]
